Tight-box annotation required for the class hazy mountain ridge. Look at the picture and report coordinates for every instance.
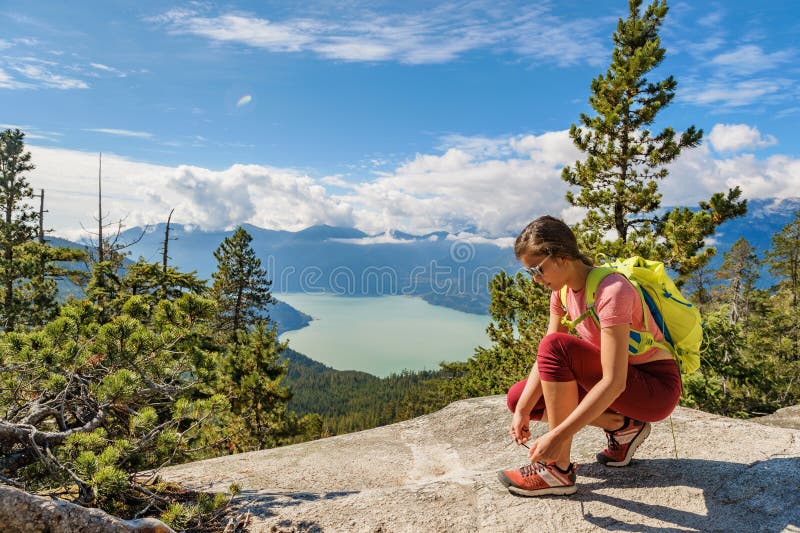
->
[703,197,800,286]
[118,223,516,316]
[57,197,797,318]
[48,197,800,320]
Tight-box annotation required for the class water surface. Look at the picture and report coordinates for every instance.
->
[277,293,491,377]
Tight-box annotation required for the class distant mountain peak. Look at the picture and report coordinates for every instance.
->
[293,224,369,240]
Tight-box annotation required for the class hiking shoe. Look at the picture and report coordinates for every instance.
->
[597,417,651,467]
[497,462,577,496]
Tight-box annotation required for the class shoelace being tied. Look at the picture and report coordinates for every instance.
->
[605,431,621,450]
[519,462,548,478]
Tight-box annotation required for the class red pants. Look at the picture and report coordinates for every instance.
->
[507,332,681,422]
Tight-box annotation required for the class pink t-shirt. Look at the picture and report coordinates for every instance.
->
[549,272,667,363]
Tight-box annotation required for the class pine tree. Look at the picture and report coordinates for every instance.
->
[684,263,714,314]
[765,209,800,358]
[0,290,229,509]
[0,129,39,331]
[715,237,760,326]
[560,0,745,275]
[221,323,291,450]
[210,226,274,339]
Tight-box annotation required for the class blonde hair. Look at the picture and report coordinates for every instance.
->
[514,215,593,266]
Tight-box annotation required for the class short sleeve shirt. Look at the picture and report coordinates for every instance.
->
[549,272,666,362]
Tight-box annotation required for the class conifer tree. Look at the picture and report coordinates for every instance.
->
[684,263,714,313]
[221,323,291,450]
[715,237,760,326]
[765,209,800,358]
[210,226,274,339]
[561,0,745,275]
[0,129,39,331]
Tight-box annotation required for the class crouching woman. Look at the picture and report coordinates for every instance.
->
[498,215,681,497]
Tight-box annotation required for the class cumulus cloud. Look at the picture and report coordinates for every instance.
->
[26,146,355,240]
[152,2,608,66]
[667,142,800,205]
[25,127,800,241]
[707,124,777,153]
[337,132,580,236]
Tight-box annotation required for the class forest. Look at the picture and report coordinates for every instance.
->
[1,0,798,530]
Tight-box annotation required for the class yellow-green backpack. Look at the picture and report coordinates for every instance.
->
[559,256,702,375]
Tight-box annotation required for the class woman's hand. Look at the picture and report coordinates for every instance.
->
[527,431,564,464]
[509,410,531,445]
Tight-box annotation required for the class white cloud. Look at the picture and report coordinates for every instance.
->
[84,128,154,139]
[320,175,356,189]
[697,11,723,28]
[437,134,512,160]
[22,133,56,141]
[0,37,125,90]
[510,130,582,166]
[152,3,607,66]
[682,77,793,108]
[707,124,777,153]
[446,233,515,248]
[0,68,30,89]
[26,146,355,240]
[25,128,800,241]
[338,133,579,236]
[329,232,417,246]
[89,63,125,77]
[176,14,316,52]
[776,107,800,119]
[667,144,800,205]
[710,45,794,76]
[11,63,88,89]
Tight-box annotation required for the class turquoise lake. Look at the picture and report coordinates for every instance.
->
[277,293,492,377]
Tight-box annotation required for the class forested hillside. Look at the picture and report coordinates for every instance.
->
[282,348,450,435]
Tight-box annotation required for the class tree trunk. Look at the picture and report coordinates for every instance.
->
[4,179,14,332]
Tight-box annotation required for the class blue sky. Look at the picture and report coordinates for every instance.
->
[2,0,799,240]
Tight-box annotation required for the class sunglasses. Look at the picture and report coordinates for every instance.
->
[524,255,551,278]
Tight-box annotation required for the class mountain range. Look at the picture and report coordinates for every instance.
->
[53,197,797,326]
[115,222,516,316]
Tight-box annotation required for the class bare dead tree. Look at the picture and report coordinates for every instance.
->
[161,209,175,299]
[80,153,148,271]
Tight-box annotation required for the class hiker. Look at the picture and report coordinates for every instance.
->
[498,215,682,496]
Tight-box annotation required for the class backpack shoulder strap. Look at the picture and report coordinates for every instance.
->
[583,266,616,308]
[559,267,615,329]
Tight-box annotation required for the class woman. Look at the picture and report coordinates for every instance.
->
[498,215,681,497]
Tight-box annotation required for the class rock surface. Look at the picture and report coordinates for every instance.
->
[160,396,800,532]
[757,405,800,430]
[0,485,174,532]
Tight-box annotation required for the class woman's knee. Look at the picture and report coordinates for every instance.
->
[506,379,527,412]
[538,332,573,355]
[537,332,574,380]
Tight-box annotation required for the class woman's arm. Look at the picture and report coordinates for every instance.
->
[509,312,568,444]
